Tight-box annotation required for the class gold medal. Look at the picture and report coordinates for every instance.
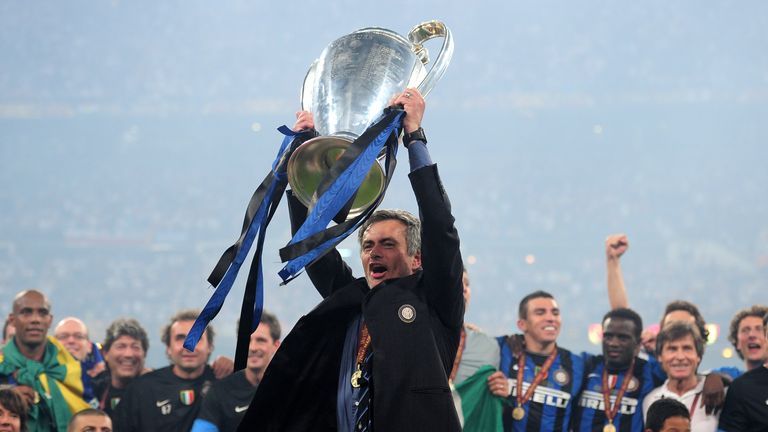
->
[512,406,525,420]
[601,357,636,432]
[511,346,558,423]
[351,323,371,389]
[351,369,362,388]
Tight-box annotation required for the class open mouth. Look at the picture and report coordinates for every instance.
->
[369,264,387,279]
[745,343,764,355]
[118,358,138,367]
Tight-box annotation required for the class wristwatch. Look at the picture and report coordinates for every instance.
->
[403,127,427,147]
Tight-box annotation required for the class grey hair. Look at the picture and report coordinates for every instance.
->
[103,318,149,354]
[656,321,705,359]
[357,209,421,256]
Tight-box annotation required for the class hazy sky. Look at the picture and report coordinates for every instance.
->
[2,1,767,368]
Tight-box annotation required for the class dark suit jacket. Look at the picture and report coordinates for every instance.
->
[239,164,464,431]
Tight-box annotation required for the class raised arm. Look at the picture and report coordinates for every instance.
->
[396,88,464,330]
[605,233,629,309]
[286,112,355,298]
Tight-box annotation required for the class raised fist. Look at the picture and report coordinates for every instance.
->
[605,234,629,260]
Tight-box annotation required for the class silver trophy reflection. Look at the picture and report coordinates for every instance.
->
[287,20,453,219]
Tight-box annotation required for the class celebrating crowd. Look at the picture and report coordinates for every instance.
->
[0,289,281,432]
[2,91,766,432]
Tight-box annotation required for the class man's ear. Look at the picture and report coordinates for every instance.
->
[517,319,528,333]
[410,251,422,271]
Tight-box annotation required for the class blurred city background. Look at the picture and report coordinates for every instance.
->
[1,1,767,369]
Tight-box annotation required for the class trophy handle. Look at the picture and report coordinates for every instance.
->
[407,21,454,98]
[300,59,318,112]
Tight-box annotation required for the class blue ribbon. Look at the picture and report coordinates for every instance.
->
[278,111,404,282]
[183,129,298,352]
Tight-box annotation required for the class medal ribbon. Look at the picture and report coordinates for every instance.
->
[688,392,701,418]
[352,322,372,385]
[515,346,558,413]
[449,327,467,382]
[601,357,635,427]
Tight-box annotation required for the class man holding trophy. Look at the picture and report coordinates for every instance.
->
[237,87,464,431]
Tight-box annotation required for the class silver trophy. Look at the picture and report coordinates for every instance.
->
[287,20,453,219]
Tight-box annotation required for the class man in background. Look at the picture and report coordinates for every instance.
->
[722,305,768,378]
[718,312,768,432]
[113,309,217,432]
[92,318,149,417]
[0,290,90,431]
[192,311,281,432]
[67,408,112,432]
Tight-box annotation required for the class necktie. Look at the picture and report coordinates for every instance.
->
[354,349,374,431]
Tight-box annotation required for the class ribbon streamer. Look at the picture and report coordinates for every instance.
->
[278,109,404,282]
[183,127,311,353]
[185,108,403,369]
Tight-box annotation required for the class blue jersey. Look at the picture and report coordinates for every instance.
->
[571,354,661,432]
[497,336,585,432]
[712,366,742,380]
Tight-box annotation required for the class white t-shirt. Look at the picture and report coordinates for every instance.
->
[642,375,724,432]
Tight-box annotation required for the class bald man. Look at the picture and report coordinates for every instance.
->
[55,317,106,376]
[0,290,91,431]
[54,317,105,407]
[67,408,112,432]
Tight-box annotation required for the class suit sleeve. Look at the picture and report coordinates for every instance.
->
[409,163,464,330]
[286,190,355,298]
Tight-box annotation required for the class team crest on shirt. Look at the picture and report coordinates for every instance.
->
[398,304,416,323]
[110,397,121,410]
[201,380,213,397]
[552,368,570,386]
[179,389,195,406]
[626,376,639,392]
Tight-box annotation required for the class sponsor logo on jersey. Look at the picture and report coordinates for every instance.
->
[578,390,639,415]
[508,379,572,408]
[156,399,172,415]
[235,405,249,413]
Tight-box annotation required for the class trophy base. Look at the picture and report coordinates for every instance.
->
[287,136,385,221]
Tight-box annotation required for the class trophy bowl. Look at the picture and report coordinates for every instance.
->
[288,20,453,218]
